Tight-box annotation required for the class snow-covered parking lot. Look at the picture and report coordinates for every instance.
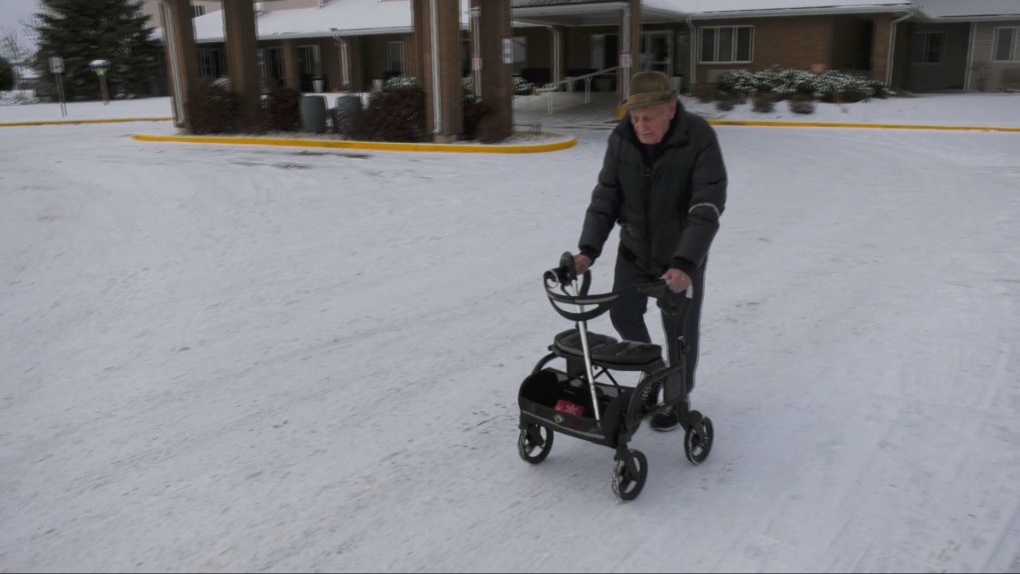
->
[2,94,1019,572]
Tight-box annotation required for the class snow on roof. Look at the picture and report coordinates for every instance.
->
[153,0,1020,43]
[512,0,622,5]
[173,0,470,43]
[646,0,912,17]
[914,0,1020,20]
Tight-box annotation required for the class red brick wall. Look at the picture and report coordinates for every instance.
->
[694,14,900,85]
[694,16,834,85]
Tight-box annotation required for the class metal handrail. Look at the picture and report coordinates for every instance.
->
[536,66,621,114]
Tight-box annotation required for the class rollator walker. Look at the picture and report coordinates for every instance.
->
[516,253,715,501]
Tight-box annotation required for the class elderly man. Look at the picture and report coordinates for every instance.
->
[572,71,728,431]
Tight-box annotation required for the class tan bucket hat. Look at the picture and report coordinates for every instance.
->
[619,71,678,110]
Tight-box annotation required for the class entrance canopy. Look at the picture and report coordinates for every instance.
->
[510,0,684,26]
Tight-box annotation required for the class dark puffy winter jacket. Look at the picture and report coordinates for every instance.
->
[578,106,727,275]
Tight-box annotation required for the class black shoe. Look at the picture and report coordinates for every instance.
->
[649,406,680,432]
[638,378,661,415]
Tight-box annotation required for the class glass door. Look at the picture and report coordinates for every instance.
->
[641,31,672,73]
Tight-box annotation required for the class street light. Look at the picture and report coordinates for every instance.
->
[90,59,111,104]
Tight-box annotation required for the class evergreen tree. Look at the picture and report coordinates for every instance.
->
[33,0,161,100]
[0,55,14,91]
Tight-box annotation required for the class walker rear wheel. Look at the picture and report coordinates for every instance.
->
[611,449,648,501]
[684,415,713,465]
[518,423,554,464]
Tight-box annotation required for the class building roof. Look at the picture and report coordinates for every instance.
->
[154,0,1020,43]
[510,0,685,27]
[171,0,470,43]
[651,0,913,19]
[913,0,1020,21]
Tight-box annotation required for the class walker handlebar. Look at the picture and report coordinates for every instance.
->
[543,253,691,323]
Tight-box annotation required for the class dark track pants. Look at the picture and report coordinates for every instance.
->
[609,253,706,393]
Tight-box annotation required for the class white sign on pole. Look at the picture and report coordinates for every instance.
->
[49,57,64,74]
[619,50,633,69]
[502,38,514,64]
[472,55,482,71]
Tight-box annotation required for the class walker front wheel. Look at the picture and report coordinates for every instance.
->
[611,449,648,501]
[518,423,554,464]
[684,415,713,465]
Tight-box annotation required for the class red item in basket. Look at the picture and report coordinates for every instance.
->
[554,399,586,417]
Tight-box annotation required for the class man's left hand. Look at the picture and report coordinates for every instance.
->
[660,268,691,293]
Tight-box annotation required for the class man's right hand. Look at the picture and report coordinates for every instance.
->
[573,253,593,276]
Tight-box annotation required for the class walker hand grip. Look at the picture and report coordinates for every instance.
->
[548,252,591,296]
[558,252,576,281]
[635,280,669,299]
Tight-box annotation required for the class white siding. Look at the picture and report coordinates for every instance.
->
[968,20,1020,91]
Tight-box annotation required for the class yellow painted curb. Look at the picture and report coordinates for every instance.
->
[132,133,578,154]
[0,117,173,128]
[706,119,1020,133]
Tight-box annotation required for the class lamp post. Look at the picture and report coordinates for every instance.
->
[90,59,111,105]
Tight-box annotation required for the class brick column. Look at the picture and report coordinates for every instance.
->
[479,0,512,139]
[871,15,892,85]
[222,0,261,119]
[281,40,300,90]
[412,0,464,141]
[158,0,198,129]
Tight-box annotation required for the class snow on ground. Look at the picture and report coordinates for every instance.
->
[1,94,1019,573]
[3,89,1020,128]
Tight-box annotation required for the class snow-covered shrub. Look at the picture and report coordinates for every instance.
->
[712,66,889,104]
[692,82,715,103]
[787,93,816,114]
[461,75,533,98]
[0,89,38,105]
[812,70,874,103]
[356,85,427,142]
[512,75,534,96]
[383,75,418,91]
[265,86,302,131]
[189,81,241,134]
[715,70,758,96]
[462,97,494,140]
[751,91,777,113]
[714,91,738,111]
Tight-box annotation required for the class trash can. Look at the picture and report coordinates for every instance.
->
[300,95,327,134]
[332,94,364,138]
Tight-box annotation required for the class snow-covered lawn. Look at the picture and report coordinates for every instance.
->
[1,94,1019,572]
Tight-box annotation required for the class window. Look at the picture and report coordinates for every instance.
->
[700,26,753,64]
[191,5,205,18]
[994,27,1020,62]
[198,48,225,79]
[913,32,945,64]
[641,31,672,73]
[257,47,283,80]
[387,41,405,75]
[297,45,320,75]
